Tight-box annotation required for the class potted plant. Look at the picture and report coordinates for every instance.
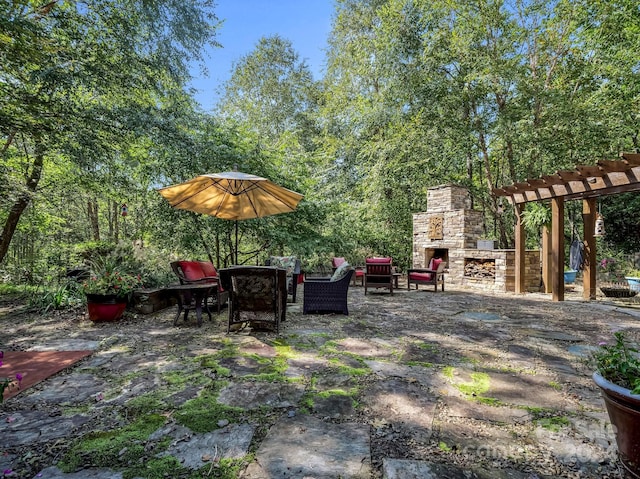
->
[82,257,142,322]
[591,332,640,477]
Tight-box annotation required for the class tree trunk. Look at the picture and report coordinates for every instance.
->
[108,199,114,241]
[88,198,100,240]
[114,201,120,242]
[109,200,120,242]
[0,139,44,265]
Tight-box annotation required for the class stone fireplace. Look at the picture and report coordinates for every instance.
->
[412,185,541,292]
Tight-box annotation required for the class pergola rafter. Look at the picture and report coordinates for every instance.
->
[494,153,640,204]
[492,153,640,301]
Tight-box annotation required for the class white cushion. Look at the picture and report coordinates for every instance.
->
[331,262,351,282]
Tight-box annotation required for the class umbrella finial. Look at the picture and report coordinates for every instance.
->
[233,164,238,171]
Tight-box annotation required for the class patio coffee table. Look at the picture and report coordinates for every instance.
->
[167,283,217,327]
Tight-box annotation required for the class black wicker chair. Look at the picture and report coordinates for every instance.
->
[303,269,354,315]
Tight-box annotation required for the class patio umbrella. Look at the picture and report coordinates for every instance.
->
[158,170,304,264]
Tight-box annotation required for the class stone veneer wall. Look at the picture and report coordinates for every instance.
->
[447,249,541,293]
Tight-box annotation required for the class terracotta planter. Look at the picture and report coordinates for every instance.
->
[593,372,640,478]
[86,294,127,322]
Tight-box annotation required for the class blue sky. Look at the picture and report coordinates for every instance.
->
[189,0,335,111]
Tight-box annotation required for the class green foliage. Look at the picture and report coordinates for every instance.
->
[27,280,83,313]
[82,256,142,298]
[217,35,317,144]
[601,193,640,254]
[591,331,640,394]
[3,0,640,283]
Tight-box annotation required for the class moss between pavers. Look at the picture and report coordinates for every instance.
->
[175,389,245,433]
[58,414,166,472]
[443,366,502,405]
[535,415,571,432]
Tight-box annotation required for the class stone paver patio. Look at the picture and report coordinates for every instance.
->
[1,281,639,478]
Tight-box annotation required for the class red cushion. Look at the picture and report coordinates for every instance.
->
[332,257,346,268]
[178,261,205,281]
[366,257,392,264]
[198,261,222,289]
[409,272,433,281]
[430,258,443,270]
[354,270,364,277]
[198,261,218,278]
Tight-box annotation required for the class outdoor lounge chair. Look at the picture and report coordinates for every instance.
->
[170,260,229,313]
[364,257,393,295]
[303,267,354,315]
[407,257,445,292]
[219,266,287,333]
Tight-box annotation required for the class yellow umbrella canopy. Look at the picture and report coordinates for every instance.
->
[158,171,304,262]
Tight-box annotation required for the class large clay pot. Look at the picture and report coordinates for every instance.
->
[593,372,640,478]
[86,294,127,322]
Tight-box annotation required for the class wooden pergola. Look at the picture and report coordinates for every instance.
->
[493,152,640,301]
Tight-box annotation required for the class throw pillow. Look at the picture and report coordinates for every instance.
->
[430,258,443,271]
[270,256,297,277]
[331,261,351,282]
[367,257,392,264]
[179,261,204,281]
[198,261,218,278]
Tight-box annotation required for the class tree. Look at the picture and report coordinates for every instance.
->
[0,0,219,265]
[217,35,317,141]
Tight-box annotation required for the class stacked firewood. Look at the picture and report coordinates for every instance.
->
[464,260,496,279]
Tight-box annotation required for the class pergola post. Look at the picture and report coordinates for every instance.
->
[514,203,526,293]
[551,198,565,301]
[541,226,552,293]
[583,198,597,300]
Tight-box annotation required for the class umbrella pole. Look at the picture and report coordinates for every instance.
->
[235,220,238,265]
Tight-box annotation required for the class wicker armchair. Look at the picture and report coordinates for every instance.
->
[303,269,354,315]
[219,266,287,333]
